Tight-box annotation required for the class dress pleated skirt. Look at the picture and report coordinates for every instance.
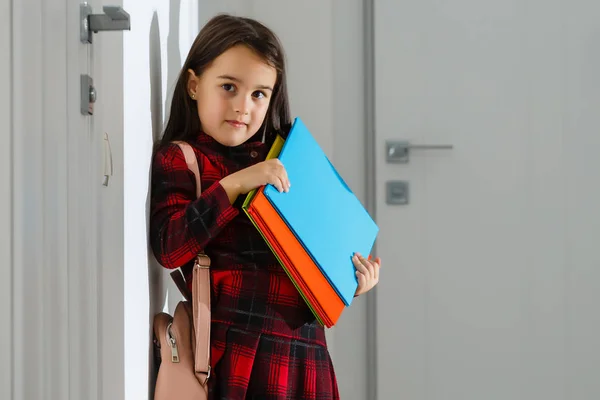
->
[208,325,340,400]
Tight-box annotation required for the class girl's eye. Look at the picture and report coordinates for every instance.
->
[253,91,266,99]
[222,84,235,92]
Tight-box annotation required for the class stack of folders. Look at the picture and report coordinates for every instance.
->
[242,117,379,327]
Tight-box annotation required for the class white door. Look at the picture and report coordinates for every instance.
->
[0,0,12,398]
[10,0,125,398]
[375,1,600,399]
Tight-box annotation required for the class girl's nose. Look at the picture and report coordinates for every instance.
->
[233,97,251,116]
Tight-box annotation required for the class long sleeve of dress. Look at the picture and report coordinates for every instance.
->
[149,144,240,269]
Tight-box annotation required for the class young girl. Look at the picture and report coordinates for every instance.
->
[150,14,381,399]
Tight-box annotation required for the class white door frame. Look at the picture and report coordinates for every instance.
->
[363,0,378,398]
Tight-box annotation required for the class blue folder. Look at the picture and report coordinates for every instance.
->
[264,117,379,305]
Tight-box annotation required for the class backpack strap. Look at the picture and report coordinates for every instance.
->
[163,141,212,380]
[174,141,201,198]
[169,141,202,302]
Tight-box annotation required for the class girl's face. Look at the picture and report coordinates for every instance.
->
[187,45,277,147]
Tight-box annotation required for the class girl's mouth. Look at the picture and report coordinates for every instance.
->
[226,120,247,128]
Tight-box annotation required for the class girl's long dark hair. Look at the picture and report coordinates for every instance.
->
[156,14,291,150]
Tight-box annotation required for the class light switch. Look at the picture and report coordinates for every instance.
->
[386,181,409,205]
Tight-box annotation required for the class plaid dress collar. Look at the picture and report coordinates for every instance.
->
[192,130,272,169]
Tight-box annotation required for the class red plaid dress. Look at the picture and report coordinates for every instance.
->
[150,131,340,399]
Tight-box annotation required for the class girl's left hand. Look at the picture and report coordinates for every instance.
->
[353,253,381,297]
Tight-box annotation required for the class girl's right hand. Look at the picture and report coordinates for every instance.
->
[219,159,290,203]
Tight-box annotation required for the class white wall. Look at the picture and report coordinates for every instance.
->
[123,1,199,399]
[124,1,369,399]
[0,0,12,398]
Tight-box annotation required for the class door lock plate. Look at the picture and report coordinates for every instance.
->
[386,181,409,205]
[81,74,96,115]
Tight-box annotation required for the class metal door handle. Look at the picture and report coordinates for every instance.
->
[81,3,131,43]
[103,133,113,187]
[386,140,454,163]
[101,6,130,22]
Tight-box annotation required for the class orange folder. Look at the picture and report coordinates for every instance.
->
[246,190,345,327]
[242,135,346,327]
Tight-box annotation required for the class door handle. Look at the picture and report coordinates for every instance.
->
[103,133,113,187]
[386,140,454,163]
[81,3,131,43]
